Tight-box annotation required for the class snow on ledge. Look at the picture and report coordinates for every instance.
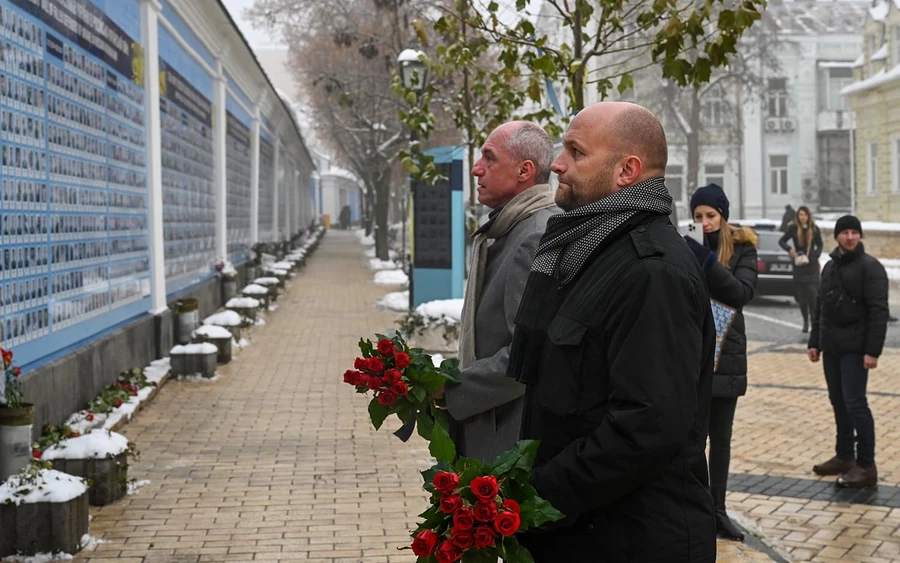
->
[171,343,218,355]
[193,325,233,339]
[203,310,243,327]
[416,299,464,323]
[0,469,87,505]
[226,297,261,308]
[43,429,130,461]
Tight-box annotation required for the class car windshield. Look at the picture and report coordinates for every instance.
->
[757,232,785,253]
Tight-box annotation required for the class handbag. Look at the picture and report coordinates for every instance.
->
[794,254,809,267]
[710,299,737,372]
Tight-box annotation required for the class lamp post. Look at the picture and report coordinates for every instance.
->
[397,48,426,311]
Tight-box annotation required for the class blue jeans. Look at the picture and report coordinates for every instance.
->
[823,353,876,468]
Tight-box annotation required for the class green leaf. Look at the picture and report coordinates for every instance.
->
[463,548,500,563]
[488,440,540,476]
[499,536,534,563]
[416,409,434,441]
[617,74,634,95]
[411,385,427,403]
[368,400,389,430]
[429,420,456,462]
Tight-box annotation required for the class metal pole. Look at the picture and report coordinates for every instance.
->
[849,124,856,215]
[407,127,417,311]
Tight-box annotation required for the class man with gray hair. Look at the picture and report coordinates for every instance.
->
[443,121,560,462]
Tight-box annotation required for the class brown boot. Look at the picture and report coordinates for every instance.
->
[813,456,855,476]
[837,465,877,488]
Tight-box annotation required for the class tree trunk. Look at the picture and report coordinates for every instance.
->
[374,172,391,261]
[364,185,375,236]
[686,88,702,200]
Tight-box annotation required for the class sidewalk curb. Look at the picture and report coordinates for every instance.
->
[731,509,793,562]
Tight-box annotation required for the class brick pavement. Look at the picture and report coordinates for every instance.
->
[64,231,775,563]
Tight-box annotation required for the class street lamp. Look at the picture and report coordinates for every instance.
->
[397,49,426,311]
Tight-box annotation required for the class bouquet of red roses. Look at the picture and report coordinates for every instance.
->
[409,441,564,563]
[343,331,460,459]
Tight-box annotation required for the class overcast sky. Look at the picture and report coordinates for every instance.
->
[222,0,285,49]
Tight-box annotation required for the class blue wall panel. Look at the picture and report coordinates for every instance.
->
[158,0,215,70]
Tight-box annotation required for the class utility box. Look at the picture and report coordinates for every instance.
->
[411,146,465,307]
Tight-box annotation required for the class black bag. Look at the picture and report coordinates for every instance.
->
[824,266,863,326]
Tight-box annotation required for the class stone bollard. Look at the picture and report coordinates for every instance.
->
[225,297,259,322]
[192,325,236,364]
[43,430,131,507]
[170,343,218,378]
[202,310,244,342]
[241,284,270,308]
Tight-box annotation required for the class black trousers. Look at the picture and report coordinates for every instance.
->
[708,397,738,489]
[823,352,876,468]
[795,281,817,324]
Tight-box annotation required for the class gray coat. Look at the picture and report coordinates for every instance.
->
[446,206,558,462]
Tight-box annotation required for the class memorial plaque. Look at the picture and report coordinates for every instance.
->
[413,163,452,270]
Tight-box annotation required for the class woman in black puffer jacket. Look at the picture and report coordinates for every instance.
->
[685,184,759,542]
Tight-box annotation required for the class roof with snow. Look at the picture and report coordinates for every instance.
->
[760,1,870,35]
[870,0,890,22]
[872,43,889,61]
[843,64,900,95]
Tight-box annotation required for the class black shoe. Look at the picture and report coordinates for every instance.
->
[837,465,877,488]
[715,510,745,542]
[802,321,809,333]
[711,486,745,542]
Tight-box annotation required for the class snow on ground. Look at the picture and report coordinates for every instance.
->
[0,469,87,505]
[43,430,129,460]
[368,258,398,271]
[376,290,409,311]
[1,552,74,562]
[417,299,464,323]
[127,479,151,495]
[232,338,252,349]
[374,269,409,285]
[355,229,375,246]
[78,534,108,551]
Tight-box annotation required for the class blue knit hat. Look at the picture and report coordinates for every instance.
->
[690,183,730,221]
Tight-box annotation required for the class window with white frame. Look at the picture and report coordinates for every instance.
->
[767,78,788,117]
[704,164,725,188]
[892,137,900,194]
[770,155,789,195]
[666,164,684,202]
[702,85,725,126]
[824,67,854,111]
[867,142,879,195]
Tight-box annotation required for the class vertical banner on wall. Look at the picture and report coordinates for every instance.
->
[225,98,250,263]
[0,0,151,367]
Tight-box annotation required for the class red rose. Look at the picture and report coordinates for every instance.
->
[411,529,439,557]
[32,450,41,459]
[450,528,474,550]
[367,357,385,374]
[473,526,496,549]
[343,370,358,385]
[502,499,520,514]
[439,494,463,514]
[432,471,459,494]
[377,339,395,356]
[11,366,21,377]
[453,507,474,531]
[354,357,367,370]
[383,368,402,384]
[471,476,499,502]
[114,398,123,408]
[1,349,12,368]
[494,511,521,536]
[473,501,498,522]
[394,351,411,368]
[86,413,94,422]
[365,375,382,391]
[378,391,397,406]
[390,381,409,396]
[435,540,461,563]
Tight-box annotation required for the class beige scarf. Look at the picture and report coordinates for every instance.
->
[458,183,556,369]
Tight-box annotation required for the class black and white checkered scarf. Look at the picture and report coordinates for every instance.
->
[531,177,672,285]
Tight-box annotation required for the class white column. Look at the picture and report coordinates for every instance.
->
[742,87,764,219]
[214,60,228,259]
[250,107,260,244]
[141,0,166,313]
[272,136,281,240]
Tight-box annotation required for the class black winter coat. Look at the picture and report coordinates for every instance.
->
[514,215,716,563]
[778,224,824,284]
[809,243,889,357]
[706,227,758,398]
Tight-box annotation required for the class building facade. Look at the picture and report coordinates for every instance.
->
[843,0,900,221]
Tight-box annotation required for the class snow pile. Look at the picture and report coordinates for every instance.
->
[374,269,409,285]
[254,277,280,286]
[127,479,151,495]
[193,325,233,339]
[175,373,220,382]
[376,290,410,311]
[170,343,218,355]
[233,338,251,349]
[0,469,88,505]
[417,299,464,323]
[219,260,237,276]
[2,552,74,562]
[203,310,243,327]
[242,283,269,295]
[79,534,108,551]
[145,358,170,384]
[268,304,278,312]
[43,430,129,460]
[273,261,293,270]
[226,297,260,308]
[255,318,266,326]
[270,267,289,276]
[369,258,398,271]
[355,229,375,246]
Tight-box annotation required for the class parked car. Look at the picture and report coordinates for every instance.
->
[754,230,796,298]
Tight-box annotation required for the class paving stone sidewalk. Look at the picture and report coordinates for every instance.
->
[67,231,772,562]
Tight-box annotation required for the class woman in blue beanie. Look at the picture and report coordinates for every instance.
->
[686,184,759,542]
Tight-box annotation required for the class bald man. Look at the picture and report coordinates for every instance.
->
[507,102,717,561]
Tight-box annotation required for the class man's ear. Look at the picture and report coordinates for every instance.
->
[518,160,536,183]
[616,155,643,187]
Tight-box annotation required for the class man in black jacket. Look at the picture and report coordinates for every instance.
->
[508,102,716,562]
[808,215,888,488]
